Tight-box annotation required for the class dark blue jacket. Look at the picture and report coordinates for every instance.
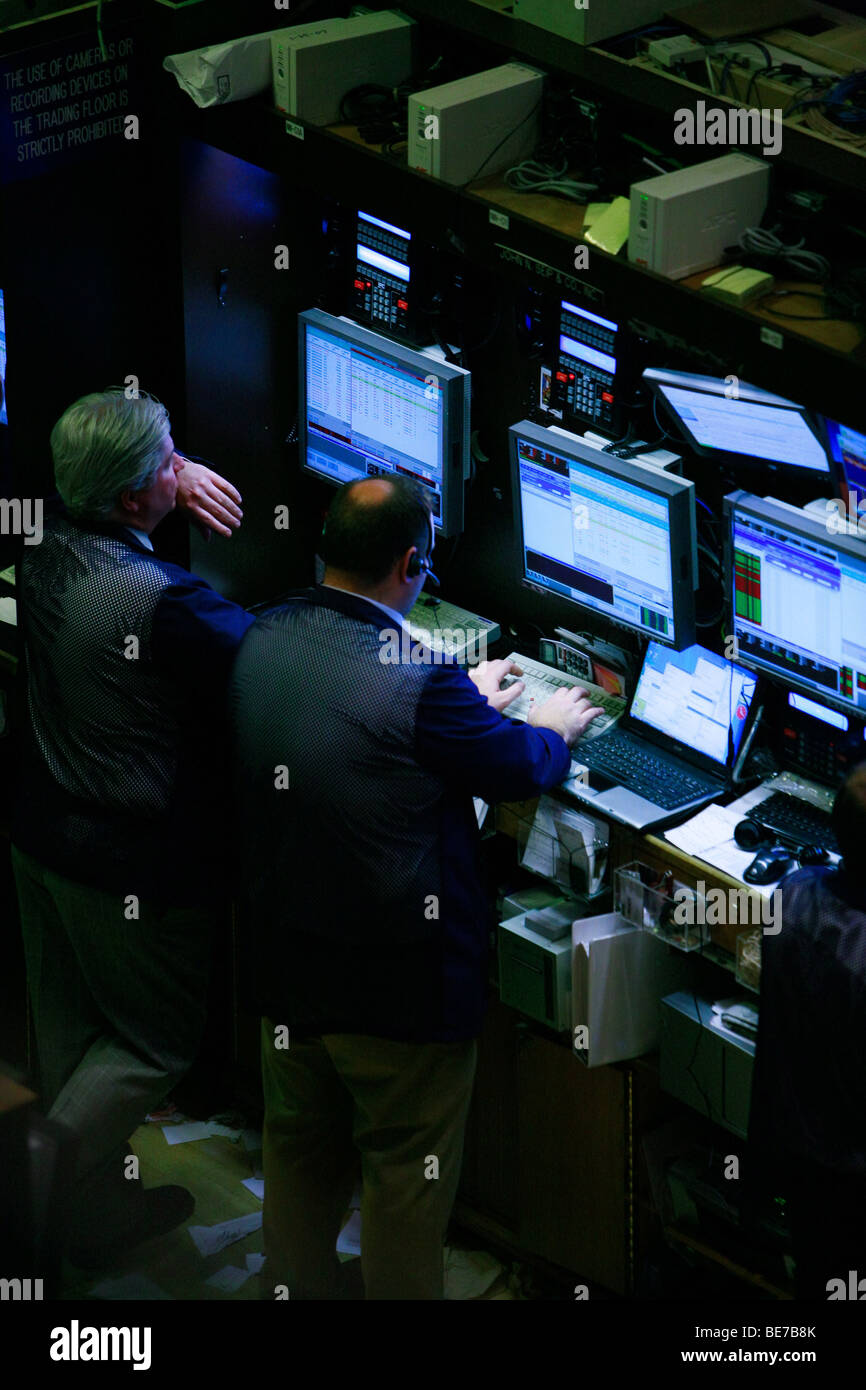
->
[13,514,253,905]
[230,585,571,1042]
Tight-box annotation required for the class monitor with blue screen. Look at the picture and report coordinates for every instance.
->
[298,308,470,535]
[510,419,697,649]
[725,489,866,716]
[822,416,866,505]
[644,368,828,475]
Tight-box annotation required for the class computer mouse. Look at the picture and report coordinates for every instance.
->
[743,846,797,885]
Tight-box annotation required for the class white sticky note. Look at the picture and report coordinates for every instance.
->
[162,1121,211,1145]
[242,1177,265,1201]
[205,1264,252,1293]
[188,1210,263,1258]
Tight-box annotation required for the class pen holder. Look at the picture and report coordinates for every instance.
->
[614,860,708,953]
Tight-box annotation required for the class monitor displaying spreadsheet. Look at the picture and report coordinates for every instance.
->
[298,308,470,535]
[510,420,697,649]
[726,490,866,714]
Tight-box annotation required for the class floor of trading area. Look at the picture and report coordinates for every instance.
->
[60,1115,526,1302]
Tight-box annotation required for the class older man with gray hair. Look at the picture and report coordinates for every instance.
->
[11,387,253,1270]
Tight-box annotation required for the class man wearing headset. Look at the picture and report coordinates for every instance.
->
[231,474,603,1299]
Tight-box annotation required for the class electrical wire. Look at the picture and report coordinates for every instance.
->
[503,157,598,201]
[738,225,830,280]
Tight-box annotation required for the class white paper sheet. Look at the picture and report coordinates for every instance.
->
[188,1211,263,1258]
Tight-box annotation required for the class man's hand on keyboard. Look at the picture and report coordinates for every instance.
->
[468,659,526,713]
[527,686,605,748]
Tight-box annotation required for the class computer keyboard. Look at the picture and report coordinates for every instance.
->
[407,596,501,660]
[501,652,625,740]
[577,730,714,809]
[752,790,839,854]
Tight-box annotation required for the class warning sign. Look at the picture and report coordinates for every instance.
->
[0,25,146,182]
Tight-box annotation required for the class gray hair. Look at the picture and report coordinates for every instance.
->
[50,388,171,520]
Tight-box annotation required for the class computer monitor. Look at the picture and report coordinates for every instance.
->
[510,419,698,649]
[821,415,866,508]
[644,367,829,475]
[298,308,470,535]
[725,489,866,716]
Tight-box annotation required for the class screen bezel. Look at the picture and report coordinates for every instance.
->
[298,308,468,537]
[509,419,697,651]
[724,488,866,718]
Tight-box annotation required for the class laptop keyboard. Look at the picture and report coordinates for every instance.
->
[576,730,715,809]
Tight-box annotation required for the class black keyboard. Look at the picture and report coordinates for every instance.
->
[753,791,839,854]
[578,731,714,810]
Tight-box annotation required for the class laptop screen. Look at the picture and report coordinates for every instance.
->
[630,642,757,767]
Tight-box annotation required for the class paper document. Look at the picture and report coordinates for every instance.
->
[189,1211,263,1258]
[663,789,793,898]
[522,795,608,895]
[162,1121,211,1145]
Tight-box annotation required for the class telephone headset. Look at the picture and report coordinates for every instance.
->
[733,814,830,866]
[407,512,439,584]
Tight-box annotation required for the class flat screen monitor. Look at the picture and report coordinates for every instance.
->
[644,367,828,475]
[822,415,866,507]
[510,419,698,649]
[726,489,866,715]
[298,308,470,535]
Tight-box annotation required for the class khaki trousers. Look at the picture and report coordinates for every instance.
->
[260,1020,477,1299]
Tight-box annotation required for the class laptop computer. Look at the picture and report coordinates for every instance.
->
[562,641,758,831]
